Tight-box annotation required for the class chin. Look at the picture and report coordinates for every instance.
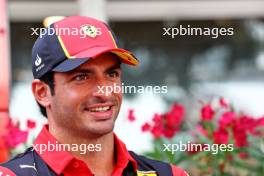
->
[82,121,115,136]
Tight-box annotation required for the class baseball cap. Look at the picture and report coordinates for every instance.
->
[32,16,139,79]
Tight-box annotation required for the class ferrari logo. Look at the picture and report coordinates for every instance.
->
[81,24,98,38]
[137,170,157,176]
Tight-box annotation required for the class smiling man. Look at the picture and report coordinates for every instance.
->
[0,16,188,176]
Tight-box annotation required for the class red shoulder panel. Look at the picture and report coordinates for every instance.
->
[171,164,190,176]
[0,166,16,176]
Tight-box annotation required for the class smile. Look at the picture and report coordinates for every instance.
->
[89,106,111,112]
[84,103,115,119]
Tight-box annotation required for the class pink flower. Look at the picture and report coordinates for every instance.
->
[238,152,249,159]
[227,154,233,161]
[229,115,262,147]
[3,119,28,148]
[127,109,136,122]
[141,123,151,132]
[233,119,248,147]
[219,112,236,129]
[213,128,229,144]
[219,97,229,108]
[236,115,259,136]
[151,124,164,138]
[165,104,185,128]
[257,117,264,126]
[141,103,185,139]
[201,104,215,121]
[251,116,264,136]
[163,127,178,139]
[152,113,162,123]
[187,143,206,155]
[150,113,164,138]
[162,104,185,139]
[27,119,36,129]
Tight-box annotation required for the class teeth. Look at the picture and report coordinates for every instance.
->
[89,106,110,112]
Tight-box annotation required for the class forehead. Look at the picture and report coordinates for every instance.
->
[72,53,121,71]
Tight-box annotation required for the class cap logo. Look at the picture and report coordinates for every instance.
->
[81,24,98,38]
[35,54,42,66]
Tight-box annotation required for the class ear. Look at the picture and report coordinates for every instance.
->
[31,79,52,108]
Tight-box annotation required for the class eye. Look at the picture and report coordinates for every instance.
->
[108,70,120,78]
[73,73,90,81]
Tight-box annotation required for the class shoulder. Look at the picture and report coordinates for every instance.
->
[0,166,16,176]
[129,151,189,176]
[129,151,171,168]
[0,147,35,176]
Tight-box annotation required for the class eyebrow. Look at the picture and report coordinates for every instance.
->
[70,63,121,74]
[105,64,121,73]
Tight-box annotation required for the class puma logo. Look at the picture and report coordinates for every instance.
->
[19,163,37,172]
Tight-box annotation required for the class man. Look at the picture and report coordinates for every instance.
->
[0,16,188,176]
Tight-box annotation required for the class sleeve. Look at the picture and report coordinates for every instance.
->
[0,166,17,176]
[170,164,190,176]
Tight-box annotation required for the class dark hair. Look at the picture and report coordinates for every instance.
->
[37,72,55,118]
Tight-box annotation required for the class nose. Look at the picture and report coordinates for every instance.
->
[92,76,115,98]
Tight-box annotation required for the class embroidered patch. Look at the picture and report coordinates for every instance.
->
[137,170,157,176]
[81,24,98,38]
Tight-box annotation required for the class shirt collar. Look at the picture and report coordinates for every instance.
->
[33,125,137,175]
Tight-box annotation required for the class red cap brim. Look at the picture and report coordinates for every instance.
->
[73,46,139,66]
[52,46,139,73]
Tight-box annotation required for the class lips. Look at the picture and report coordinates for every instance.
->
[84,103,114,120]
[89,106,111,112]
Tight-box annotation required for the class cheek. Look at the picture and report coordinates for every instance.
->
[54,86,86,108]
[112,92,122,115]
[117,91,122,105]
[115,81,122,104]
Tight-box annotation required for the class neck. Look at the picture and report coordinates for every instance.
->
[49,123,115,176]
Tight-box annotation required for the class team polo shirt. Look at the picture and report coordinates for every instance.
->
[34,125,138,176]
[0,125,188,176]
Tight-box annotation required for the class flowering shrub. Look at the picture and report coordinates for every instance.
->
[141,104,185,139]
[0,115,36,163]
[132,98,264,175]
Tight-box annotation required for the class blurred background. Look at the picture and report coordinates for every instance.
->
[1,0,264,163]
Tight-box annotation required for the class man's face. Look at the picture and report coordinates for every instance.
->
[49,53,122,137]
